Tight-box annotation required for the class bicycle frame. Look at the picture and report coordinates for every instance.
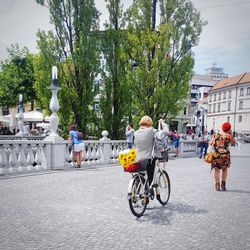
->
[127,159,166,200]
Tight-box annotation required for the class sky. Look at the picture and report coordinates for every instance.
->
[0,0,249,77]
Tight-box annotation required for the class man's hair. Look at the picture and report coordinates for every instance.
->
[139,116,153,127]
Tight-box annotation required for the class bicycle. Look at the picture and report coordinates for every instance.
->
[127,157,171,218]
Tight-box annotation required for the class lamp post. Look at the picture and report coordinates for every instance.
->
[195,109,201,136]
[45,66,63,142]
[15,94,25,136]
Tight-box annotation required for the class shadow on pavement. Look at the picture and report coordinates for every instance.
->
[137,202,208,225]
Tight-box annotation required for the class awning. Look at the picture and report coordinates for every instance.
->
[15,110,44,122]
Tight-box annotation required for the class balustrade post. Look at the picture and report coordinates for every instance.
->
[44,66,66,169]
[15,94,25,137]
[100,130,111,164]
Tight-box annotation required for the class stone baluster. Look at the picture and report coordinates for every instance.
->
[9,145,18,173]
[96,144,101,164]
[35,145,43,170]
[38,144,47,170]
[26,145,35,171]
[0,146,8,175]
[86,145,91,165]
[17,145,26,172]
[92,144,97,163]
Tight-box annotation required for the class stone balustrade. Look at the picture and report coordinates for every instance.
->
[0,136,198,176]
[179,139,199,154]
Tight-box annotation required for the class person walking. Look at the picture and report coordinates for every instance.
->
[69,124,85,168]
[210,122,236,191]
[125,124,134,149]
[199,130,210,158]
[171,130,180,157]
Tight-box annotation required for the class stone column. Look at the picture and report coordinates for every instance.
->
[15,94,25,137]
[100,130,111,164]
[44,66,66,169]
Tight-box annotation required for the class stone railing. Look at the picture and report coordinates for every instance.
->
[0,135,46,140]
[65,140,127,168]
[179,139,199,155]
[0,135,198,176]
[0,140,50,175]
[0,137,127,176]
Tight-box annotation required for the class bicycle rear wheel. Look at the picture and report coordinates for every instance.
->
[156,170,170,205]
[128,174,147,217]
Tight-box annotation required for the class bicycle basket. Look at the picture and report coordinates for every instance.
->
[123,159,148,173]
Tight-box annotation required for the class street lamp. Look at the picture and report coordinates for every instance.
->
[195,109,201,136]
[15,94,25,137]
[45,66,63,142]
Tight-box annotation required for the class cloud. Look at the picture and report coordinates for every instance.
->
[192,0,250,75]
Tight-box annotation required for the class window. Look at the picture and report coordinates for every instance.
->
[208,104,212,113]
[239,101,243,110]
[218,93,221,100]
[240,88,244,96]
[227,116,230,122]
[209,95,212,102]
[227,101,231,111]
[213,94,217,101]
[247,87,250,95]
[217,103,221,112]
[238,115,242,122]
[184,108,186,115]
[223,92,226,99]
[228,90,231,98]
[213,103,216,113]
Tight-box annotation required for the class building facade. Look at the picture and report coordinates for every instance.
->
[207,72,250,134]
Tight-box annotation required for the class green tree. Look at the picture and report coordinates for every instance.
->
[0,44,36,109]
[36,0,100,136]
[99,0,132,139]
[125,0,206,125]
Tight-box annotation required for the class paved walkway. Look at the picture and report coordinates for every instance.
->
[0,144,250,250]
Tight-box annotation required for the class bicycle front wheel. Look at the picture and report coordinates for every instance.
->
[128,174,147,218]
[156,170,170,205]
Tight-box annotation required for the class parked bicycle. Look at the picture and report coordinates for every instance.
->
[127,158,171,217]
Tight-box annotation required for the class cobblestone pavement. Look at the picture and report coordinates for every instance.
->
[0,144,250,250]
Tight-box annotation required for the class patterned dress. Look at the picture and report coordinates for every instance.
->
[211,132,236,170]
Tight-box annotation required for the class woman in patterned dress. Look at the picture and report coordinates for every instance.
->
[210,122,236,191]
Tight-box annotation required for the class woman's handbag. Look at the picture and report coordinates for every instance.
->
[204,151,214,163]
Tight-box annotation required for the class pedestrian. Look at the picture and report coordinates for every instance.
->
[170,130,180,157]
[210,122,236,191]
[134,116,169,206]
[125,123,134,149]
[69,124,85,168]
[198,130,210,158]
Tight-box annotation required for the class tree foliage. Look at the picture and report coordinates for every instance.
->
[125,0,206,126]
[36,0,100,136]
[99,0,132,139]
[0,44,36,109]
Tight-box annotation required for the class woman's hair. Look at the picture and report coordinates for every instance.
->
[139,116,153,127]
[69,124,77,131]
[128,123,133,128]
